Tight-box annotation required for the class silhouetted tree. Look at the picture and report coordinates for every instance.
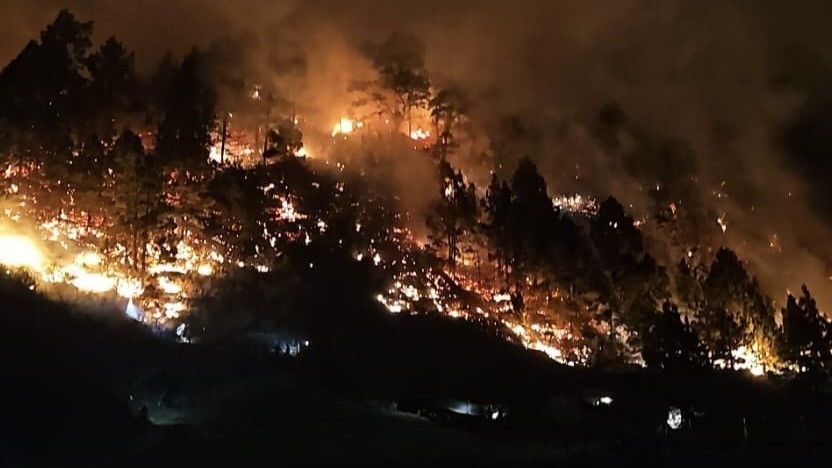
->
[367,32,431,136]
[643,301,708,372]
[482,174,513,284]
[0,9,92,181]
[207,166,272,264]
[699,247,779,368]
[153,48,217,250]
[85,36,139,137]
[509,157,555,275]
[699,305,744,366]
[590,196,664,336]
[429,87,468,159]
[427,160,478,269]
[147,51,177,123]
[68,134,109,230]
[264,119,304,160]
[155,48,216,170]
[106,130,164,274]
[780,286,832,376]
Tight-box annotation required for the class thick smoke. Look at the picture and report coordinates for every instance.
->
[3,0,832,307]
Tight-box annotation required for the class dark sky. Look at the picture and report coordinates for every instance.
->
[3,0,832,307]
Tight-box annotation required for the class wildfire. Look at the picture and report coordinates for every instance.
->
[69,271,115,294]
[0,204,226,325]
[552,194,598,215]
[277,197,305,222]
[409,128,430,140]
[294,146,309,158]
[117,278,144,298]
[332,118,362,137]
[0,235,44,271]
[713,344,771,377]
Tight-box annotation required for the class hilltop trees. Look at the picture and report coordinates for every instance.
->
[364,32,431,136]
[0,9,92,176]
[155,48,216,170]
[84,37,139,138]
[480,157,566,282]
[430,87,468,159]
[509,158,557,274]
[780,286,832,376]
[591,197,647,325]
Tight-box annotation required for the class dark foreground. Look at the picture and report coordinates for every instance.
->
[2,279,831,467]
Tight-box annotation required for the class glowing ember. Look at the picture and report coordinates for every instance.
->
[552,194,598,215]
[277,198,304,222]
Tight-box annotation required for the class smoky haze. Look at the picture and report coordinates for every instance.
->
[3,0,832,308]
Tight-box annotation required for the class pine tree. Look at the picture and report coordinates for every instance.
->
[367,32,431,136]
[426,160,478,269]
[509,157,555,275]
[643,301,708,372]
[429,87,467,159]
[780,286,832,376]
[85,36,139,138]
[155,48,216,171]
[482,173,513,284]
[106,130,164,275]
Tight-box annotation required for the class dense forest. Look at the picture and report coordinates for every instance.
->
[1,9,831,381]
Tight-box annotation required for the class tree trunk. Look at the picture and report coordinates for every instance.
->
[220,114,228,164]
[447,230,454,270]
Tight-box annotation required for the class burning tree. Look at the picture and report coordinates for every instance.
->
[106,130,164,275]
[365,32,432,137]
[429,87,468,160]
[427,160,478,270]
